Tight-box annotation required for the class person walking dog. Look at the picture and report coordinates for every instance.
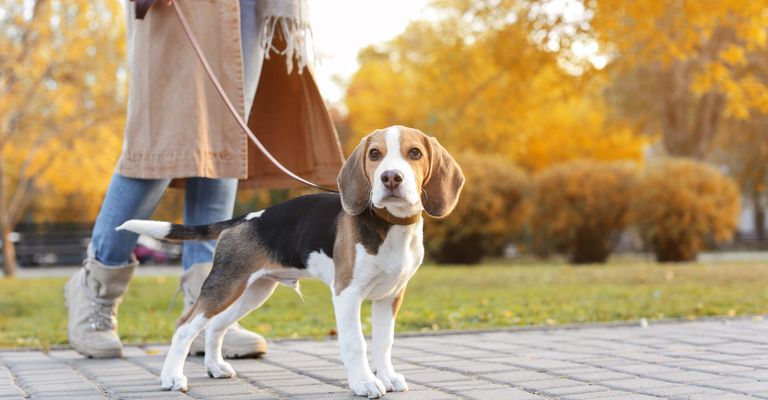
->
[64,0,343,359]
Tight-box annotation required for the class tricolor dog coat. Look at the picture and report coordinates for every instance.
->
[118,126,465,398]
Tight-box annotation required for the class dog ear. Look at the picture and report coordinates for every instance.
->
[422,137,465,218]
[337,138,371,215]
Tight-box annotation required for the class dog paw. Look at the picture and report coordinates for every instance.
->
[161,372,188,392]
[349,376,386,398]
[376,371,408,392]
[206,361,236,379]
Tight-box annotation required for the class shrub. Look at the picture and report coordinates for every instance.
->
[530,160,637,264]
[424,153,529,264]
[632,159,740,262]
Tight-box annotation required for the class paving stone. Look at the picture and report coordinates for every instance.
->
[6,319,768,398]
[482,369,555,383]
[561,390,641,399]
[641,384,719,397]
[405,369,476,383]
[458,386,544,400]
[384,389,459,400]
[542,384,611,396]
[561,370,637,382]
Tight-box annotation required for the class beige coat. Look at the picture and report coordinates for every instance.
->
[117,1,343,189]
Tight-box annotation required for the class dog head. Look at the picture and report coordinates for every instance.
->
[338,126,465,219]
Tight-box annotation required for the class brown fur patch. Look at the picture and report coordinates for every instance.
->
[332,211,392,296]
[176,302,200,328]
[333,214,357,296]
[392,287,406,316]
[192,225,285,318]
[337,129,388,215]
[422,136,465,218]
[363,129,388,182]
[397,127,431,191]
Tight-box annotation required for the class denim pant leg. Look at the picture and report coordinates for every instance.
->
[240,0,265,117]
[91,173,171,267]
[181,178,237,270]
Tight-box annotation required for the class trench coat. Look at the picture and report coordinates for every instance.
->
[116,1,344,189]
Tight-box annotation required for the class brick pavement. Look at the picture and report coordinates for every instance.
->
[3,318,768,399]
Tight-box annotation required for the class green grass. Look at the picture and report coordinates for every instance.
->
[2,261,768,349]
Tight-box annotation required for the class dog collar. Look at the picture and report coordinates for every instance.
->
[372,207,421,226]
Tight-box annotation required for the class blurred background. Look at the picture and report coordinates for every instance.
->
[0,0,766,274]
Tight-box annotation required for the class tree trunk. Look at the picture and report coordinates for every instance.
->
[2,230,16,277]
[654,237,697,263]
[571,228,610,264]
[0,156,14,277]
[754,189,766,242]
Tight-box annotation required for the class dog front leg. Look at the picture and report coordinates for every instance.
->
[332,290,386,398]
[371,289,408,392]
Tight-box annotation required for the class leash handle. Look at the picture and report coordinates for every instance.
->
[171,1,339,193]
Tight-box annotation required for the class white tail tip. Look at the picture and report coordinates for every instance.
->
[116,220,171,238]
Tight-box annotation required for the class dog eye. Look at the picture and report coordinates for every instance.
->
[408,148,422,160]
[368,148,382,161]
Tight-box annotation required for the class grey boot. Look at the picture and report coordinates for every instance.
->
[182,263,267,358]
[64,257,136,358]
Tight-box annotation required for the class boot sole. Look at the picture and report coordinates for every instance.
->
[70,340,123,359]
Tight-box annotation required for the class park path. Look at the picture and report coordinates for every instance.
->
[2,318,768,399]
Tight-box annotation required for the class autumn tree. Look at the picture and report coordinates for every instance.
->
[0,0,125,276]
[345,0,646,170]
[713,114,768,240]
[530,161,636,264]
[528,0,768,158]
[632,159,740,262]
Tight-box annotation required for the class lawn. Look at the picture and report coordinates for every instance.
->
[2,261,768,349]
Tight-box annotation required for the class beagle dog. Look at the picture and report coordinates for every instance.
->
[117,126,464,398]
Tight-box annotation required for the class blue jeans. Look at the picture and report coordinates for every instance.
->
[92,0,264,270]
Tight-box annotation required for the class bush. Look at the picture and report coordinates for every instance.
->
[424,153,529,264]
[531,160,636,264]
[632,159,740,262]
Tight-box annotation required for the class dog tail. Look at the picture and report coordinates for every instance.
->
[116,213,257,241]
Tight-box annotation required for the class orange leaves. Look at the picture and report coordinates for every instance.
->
[518,94,646,172]
[345,6,646,172]
[586,0,768,121]
[424,152,529,264]
[1,0,127,222]
[632,159,741,262]
[530,160,638,263]
[719,45,747,67]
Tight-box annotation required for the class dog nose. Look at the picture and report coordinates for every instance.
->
[381,170,403,189]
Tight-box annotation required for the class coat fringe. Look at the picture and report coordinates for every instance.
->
[261,15,315,74]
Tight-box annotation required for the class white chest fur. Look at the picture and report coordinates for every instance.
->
[353,220,424,300]
[305,220,425,300]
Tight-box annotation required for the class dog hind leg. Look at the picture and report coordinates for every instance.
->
[204,278,278,378]
[161,312,210,392]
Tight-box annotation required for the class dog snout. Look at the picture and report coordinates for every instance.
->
[381,170,404,189]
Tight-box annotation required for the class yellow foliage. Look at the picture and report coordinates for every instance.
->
[518,94,646,172]
[0,0,126,223]
[530,160,637,263]
[345,11,646,171]
[632,159,741,262]
[586,0,768,117]
[424,153,529,264]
